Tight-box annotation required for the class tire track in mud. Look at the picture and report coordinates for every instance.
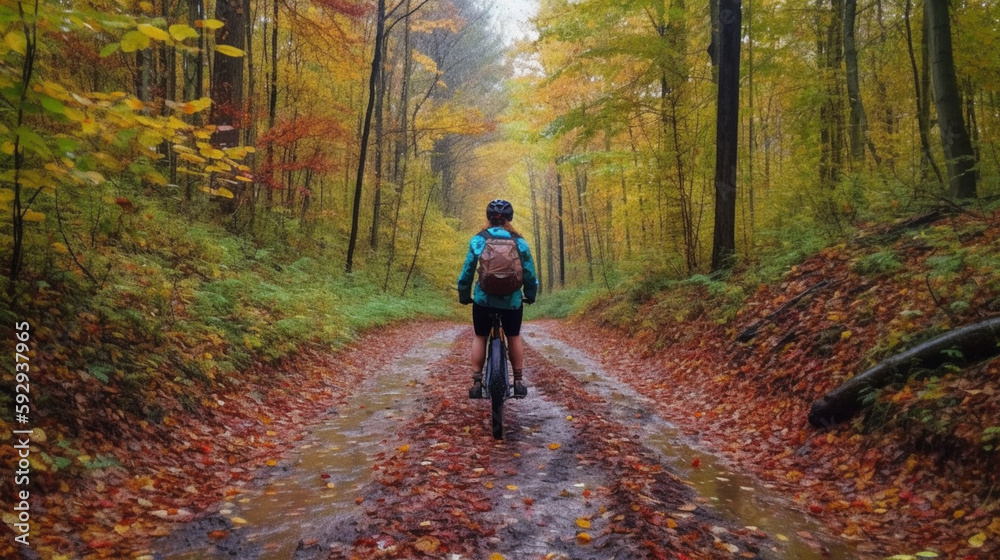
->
[335,326,773,560]
[151,321,825,560]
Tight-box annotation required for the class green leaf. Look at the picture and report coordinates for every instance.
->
[15,125,51,158]
[100,43,120,57]
[87,363,114,383]
[915,552,940,558]
[39,94,65,115]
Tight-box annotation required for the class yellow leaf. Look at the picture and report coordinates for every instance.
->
[841,331,852,340]
[231,517,248,525]
[23,210,45,222]
[398,444,410,452]
[120,30,151,53]
[144,171,168,186]
[179,152,207,164]
[81,118,98,135]
[414,536,440,553]
[576,532,592,544]
[506,485,518,491]
[489,553,505,560]
[139,1,154,11]
[666,518,678,528]
[113,524,130,535]
[548,443,562,450]
[776,534,789,542]
[484,481,494,489]
[968,532,987,548]
[216,44,245,57]
[197,18,225,30]
[265,459,277,467]
[575,517,591,529]
[169,24,199,42]
[216,187,235,199]
[0,189,13,203]
[52,242,68,254]
[64,107,86,122]
[5,30,27,55]
[137,24,171,42]
[126,98,145,111]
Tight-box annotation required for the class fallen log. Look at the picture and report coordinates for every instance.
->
[808,316,1000,427]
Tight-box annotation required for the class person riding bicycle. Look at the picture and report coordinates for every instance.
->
[458,199,538,399]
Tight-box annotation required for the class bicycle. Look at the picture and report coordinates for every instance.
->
[476,311,522,439]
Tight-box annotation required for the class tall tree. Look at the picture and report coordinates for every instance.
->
[844,0,873,164]
[710,0,742,271]
[210,0,246,149]
[346,0,386,273]
[925,0,978,198]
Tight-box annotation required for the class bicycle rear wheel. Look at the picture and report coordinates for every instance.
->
[487,336,507,439]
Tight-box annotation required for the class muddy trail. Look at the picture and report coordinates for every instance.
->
[149,321,860,560]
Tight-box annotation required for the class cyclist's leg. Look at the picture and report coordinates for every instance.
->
[469,304,491,397]
[471,335,488,371]
[500,306,527,397]
[507,335,523,370]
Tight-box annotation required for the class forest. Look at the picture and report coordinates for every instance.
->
[2,0,1000,558]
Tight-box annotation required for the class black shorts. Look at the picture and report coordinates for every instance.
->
[472,304,523,337]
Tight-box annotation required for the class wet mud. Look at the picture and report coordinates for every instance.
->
[152,322,860,559]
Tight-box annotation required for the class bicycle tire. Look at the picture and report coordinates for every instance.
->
[487,336,507,440]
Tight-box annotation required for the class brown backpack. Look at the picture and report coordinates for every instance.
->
[477,230,524,295]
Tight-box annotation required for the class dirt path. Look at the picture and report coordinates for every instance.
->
[148,321,861,560]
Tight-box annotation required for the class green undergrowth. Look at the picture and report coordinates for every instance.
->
[1,196,457,428]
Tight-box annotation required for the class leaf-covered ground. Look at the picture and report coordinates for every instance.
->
[330,329,774,560]
[0,323,442,560]
[558,209,1000,559]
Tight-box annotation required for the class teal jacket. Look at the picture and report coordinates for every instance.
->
[458,227,538,309]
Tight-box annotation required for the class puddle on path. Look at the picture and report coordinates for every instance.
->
[526,324,859,560]
[153,327,463,560]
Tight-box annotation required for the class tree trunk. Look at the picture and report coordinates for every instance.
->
[528,162,543,294]
[347,0,386,273]
[545,170,555,293]
[904,0,945,187]
[574,167,594,284]
[710,0,742,271]
[265,0,279,207]
[844,0,870,164]
[925,0,977,199]
[210,0,246,149]
[556,164,566,287]
[369,32,388,251]
[383,0,413,292]
[809,317,1000,427]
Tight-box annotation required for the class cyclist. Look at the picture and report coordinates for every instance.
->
[458,199,538,399]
